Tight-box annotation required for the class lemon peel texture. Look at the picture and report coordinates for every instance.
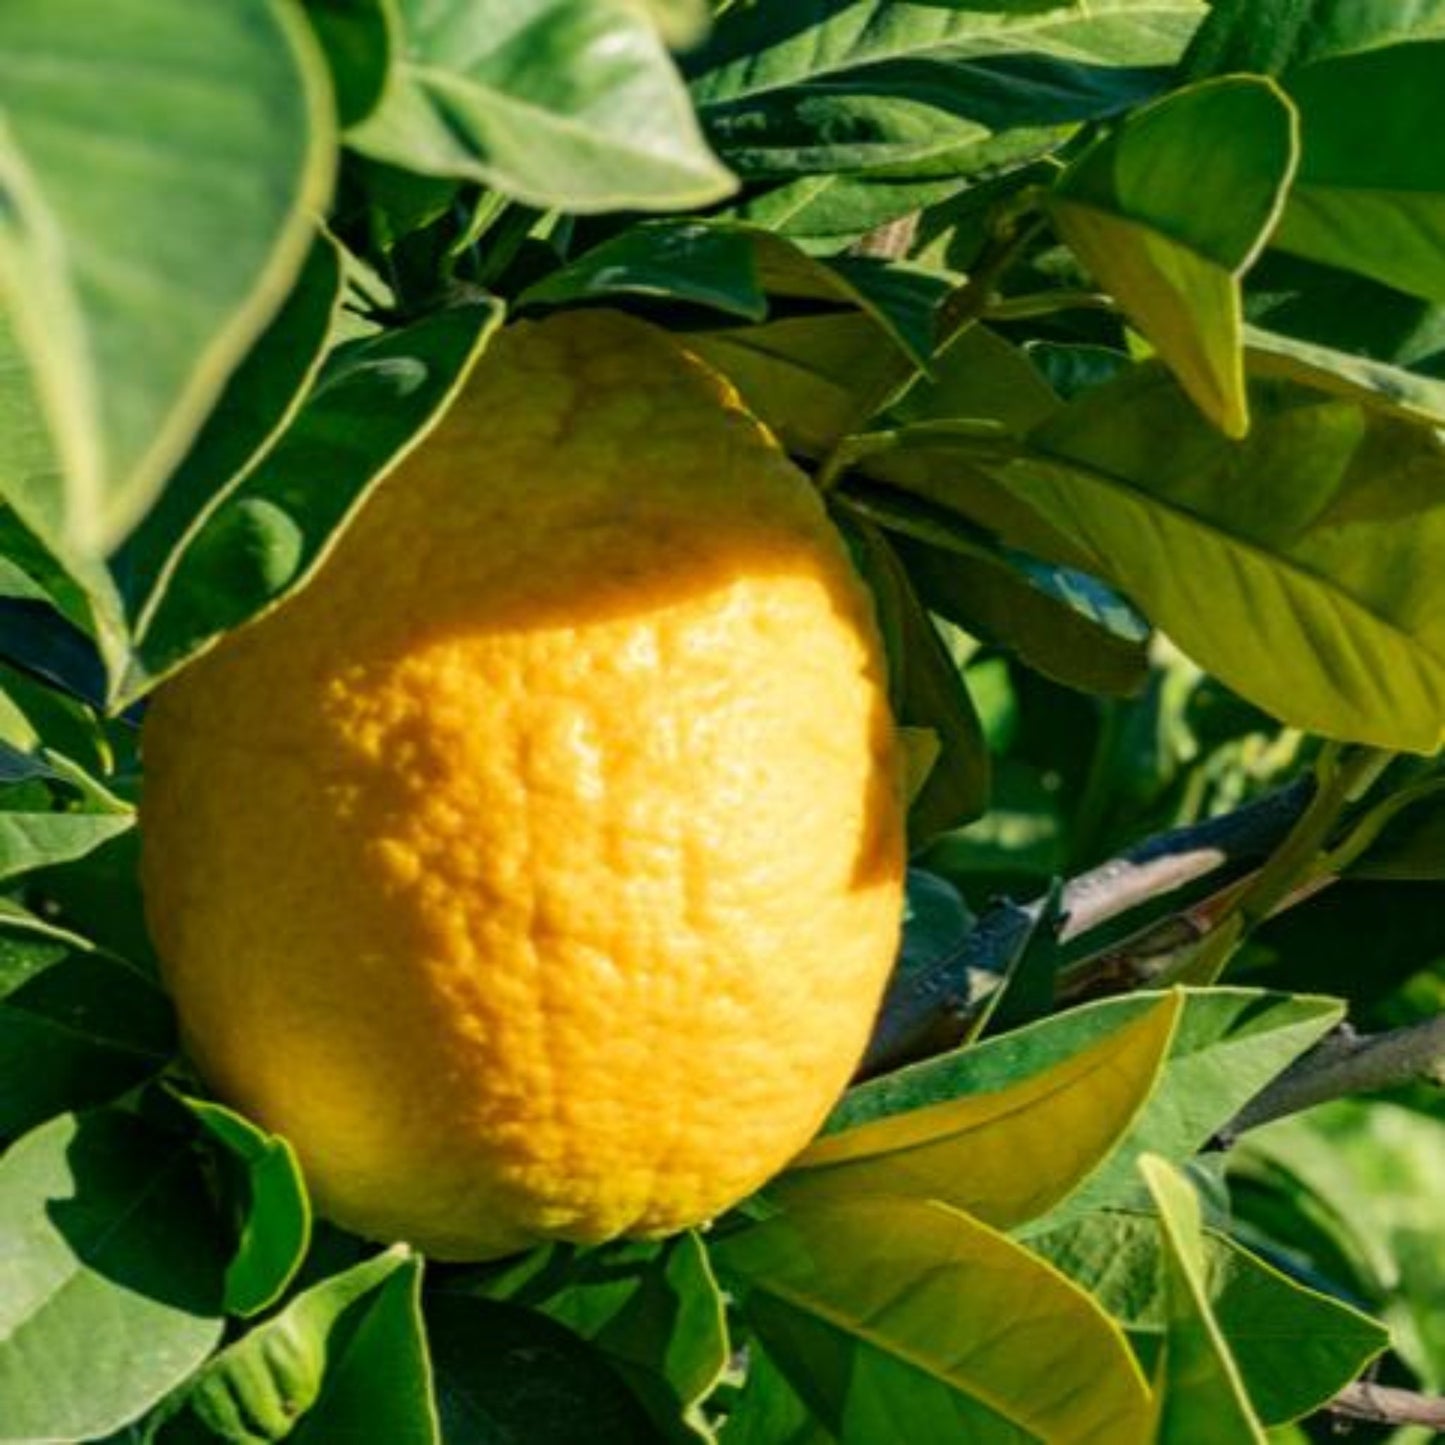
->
[141,309,906,1260]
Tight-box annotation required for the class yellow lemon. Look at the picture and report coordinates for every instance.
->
[140,309,905,1260]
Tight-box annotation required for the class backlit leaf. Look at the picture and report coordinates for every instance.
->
[1140,1157,1268,1444]
[976,365,1445,751]
[1050,77,1297,436]
[776,990,1180,1230]
[713,1196,1152,1445]
[1029,1208,1389,1423]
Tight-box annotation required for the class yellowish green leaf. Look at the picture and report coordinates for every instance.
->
[775,991,1181,1230]
[1140,1156,1269,1445]
[1050,77,1297,436]
[713,1196,1153,1445]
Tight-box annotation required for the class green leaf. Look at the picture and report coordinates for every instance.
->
[0,318,131,682]
[1029,1209,1389,1424]
[839,517,989,845]
[180,1097,311,1319]
[1182,0,1445,76]
[350,0,734,213]
[1035,989,1342,1227]
[118,300,504,707]
[0,928,173,1140]
[426,1293,661,1444]
[862,869,1000,1075]
[1050,77,1297,436]
[842,480,1151,698]
[112,235,345,629]
[0,0,336,557]
[713,1196,1152,1445]
[687,314,906,458]
[522,222,769,321]
[688,1,1205,115]
[153,1247,421,1444]
[306,0,398,129]
[1232,1100,1445,1383]
[976,364,1445,751]
[0,1110,226,1443]
[889,323,1060,435]
[777,990,1180,1230]
[0,805,133,884]
[1274,43,1445,302]
[1245,323,1445,428]
[695,48,1163,183]
[727,172,974,255]
[719,1346,825,1445]
[291,1256,437,1445]
[1346,780,1445,881]
[522,219,941,368]
[480,1234,729,1443]
[1140,1157,1269,1444]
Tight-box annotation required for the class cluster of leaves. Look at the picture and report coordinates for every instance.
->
[1,0,1443,1441]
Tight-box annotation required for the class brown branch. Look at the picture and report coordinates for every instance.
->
[1231,1014,1445,1134]
[861,780,1317,1073]
[1326,1380,1445,1430]
[847,214,920,261]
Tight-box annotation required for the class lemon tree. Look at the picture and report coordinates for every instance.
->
[1,1,1444,1441]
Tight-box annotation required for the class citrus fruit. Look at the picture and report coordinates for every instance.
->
[140,309,906,1260]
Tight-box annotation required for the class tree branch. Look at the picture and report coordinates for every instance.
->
[861,779,1317,1074]
[1326,1380,1445,1431]
[1230,1015,1445,1134]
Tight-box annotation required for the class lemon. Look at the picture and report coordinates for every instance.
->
[140,310,905,1260]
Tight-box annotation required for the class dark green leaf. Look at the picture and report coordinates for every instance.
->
[0,929,173,1139]
[427,1293,661,1444]
[844,478,1151,698]
[292,1256,437,1445]
[521,220,941,367]
[119,300,504,707]
[307,0,397,128]
[1274,43,1445,302]
[112,235,345,627]
[350,0,734,213]
[697,52,1162,183]
[0,1109,226,1442]
[839,517,989,845]
[0,0,336,557]
[480,1234,728,1443]
[1183,0,1445,79]
[688,1,1203,114]
[719,1346,826,1445]
[180,1096,311,1318]
[977,879,1064,1037]
[522,222,769,320]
